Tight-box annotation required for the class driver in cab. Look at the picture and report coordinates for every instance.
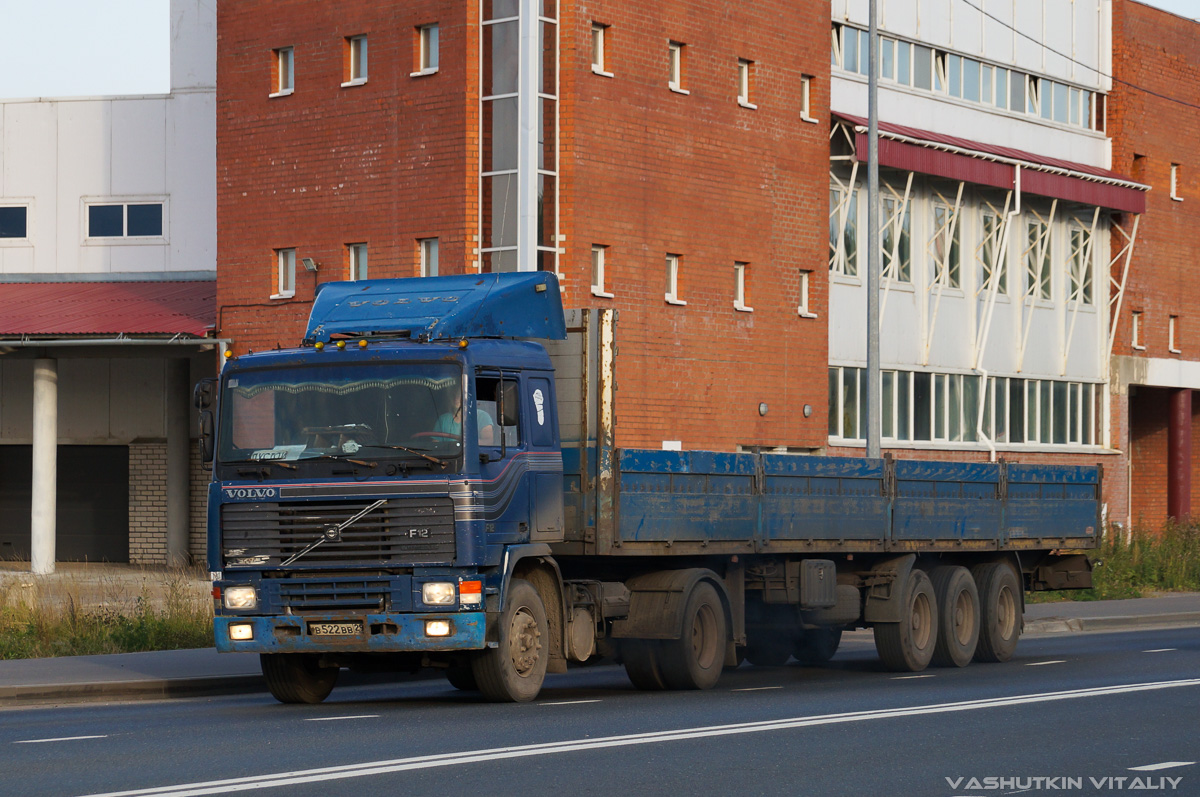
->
[435,388,496,446]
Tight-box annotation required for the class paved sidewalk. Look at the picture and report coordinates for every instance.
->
[2,593,1198,707]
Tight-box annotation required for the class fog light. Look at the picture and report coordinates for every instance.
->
[425,620,452,637]
[459,580,482,606]
[422,582,456,605]
[229,623,254,641]
[224,586,258,610]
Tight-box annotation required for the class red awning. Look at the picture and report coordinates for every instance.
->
[0,281,216,338]
[834,113,1147,214]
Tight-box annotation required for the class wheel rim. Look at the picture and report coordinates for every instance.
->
[953,589,976,646]
[995,585,1016,640]
[911,591,933,650]
[691,603,720,670]
[508,606,542,676]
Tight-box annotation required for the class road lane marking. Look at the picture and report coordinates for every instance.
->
[892,675,935,680]
[304,716,380,722]
[1025,660,1066,666]
[1129,762,1195,771]
[732,687,782,692]
[15,735,107,744]
[540,700,601,706]
[76,678,1200,797]
[1143,649,1177,653]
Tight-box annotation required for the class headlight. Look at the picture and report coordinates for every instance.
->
[229,623,254,641]
[422,582,456,605]
[224,586,258,610]
[425,620,452,637]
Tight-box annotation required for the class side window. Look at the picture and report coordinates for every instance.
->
[475,376,521,448]
[528,378,554,447]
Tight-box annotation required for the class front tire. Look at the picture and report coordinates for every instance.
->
[972,562,1021,663]
[260,653,339,704]
[930,566,980,668]
[874,568,938,672]
[472,579,548,702]
[658,581,727,690]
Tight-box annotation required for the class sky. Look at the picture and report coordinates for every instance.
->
[0,0,1194,100]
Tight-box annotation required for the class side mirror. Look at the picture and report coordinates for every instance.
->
[199,410,215,464]
[194,378,216,410]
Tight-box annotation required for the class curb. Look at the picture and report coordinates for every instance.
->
[0,675,266,707]
[1024,611,1200,635]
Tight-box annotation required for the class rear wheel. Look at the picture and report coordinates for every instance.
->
[972,562,1021,663]
[623,640,668,690]
[794,626,843,665]
[874,568,938,672]
[658,581,727,690]
[260,653,339,704]
[930,566,980,668]
[472,579,548,702]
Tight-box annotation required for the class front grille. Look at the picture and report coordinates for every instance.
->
[277,578,390,611]
[222,498,455,567]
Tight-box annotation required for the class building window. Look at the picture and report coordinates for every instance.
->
[348,243,368,280]
[882,196,911,283]
[798,270,816,317]
[275,248,296,298]
[737,59,755,108]
[800,74,817,122]
[734,262,752,311]
[1026,220,1051,301]
[829,184,858,277]
[86,202,164,239]
[1131,311,1145,350]
[591,245,613,297]
[591,24,610,75]
[1169,315,1181,354]
[668,41,686,93]
[829,366,863,440]
[665,254,685,304]
[344,35,367,85]
[0,206,28,239]
[1171,164,1183,202]
[420,237,439,277]
[930,204,961,288]
[979,212,1007,294]
[1068,225,1093,305]
[272,47,294,96]
[416,24,439,74]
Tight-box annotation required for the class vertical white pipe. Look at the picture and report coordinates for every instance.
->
[30,359,58,575]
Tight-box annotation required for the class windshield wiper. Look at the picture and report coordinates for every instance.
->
[357,444,448,468]
[297,452,378,468]
[222,459,298,480]
[280,498,388,566]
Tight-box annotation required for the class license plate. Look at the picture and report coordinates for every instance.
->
[308,622,362,636]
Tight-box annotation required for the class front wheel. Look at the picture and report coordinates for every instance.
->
[472,579,548,702]
[657,581,727,690]
[260,653,339,704]
[873,568,938,672]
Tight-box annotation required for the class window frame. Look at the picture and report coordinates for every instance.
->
[734,262,752,312]
[591,23,612,77]
[271,46,294,97]
[737,58,756,109]
[1171,163,1183,202]
[420,237,440,277]
[798,269,817,318]
[800,74,817,123]
[348,242,368,281]
[274,248,297,299]
[414,23,439,76]
[343,35,368,86]
[665,253,686,305]
[1131,311,1146,351]
[0,202,31,244]
[591,244,613,298]
[668,41,687,94]
[1169,315,1182,354]
[81,198,168,245]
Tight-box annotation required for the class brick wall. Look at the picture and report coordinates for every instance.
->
[190,443,208,563]
[128,442,168,565]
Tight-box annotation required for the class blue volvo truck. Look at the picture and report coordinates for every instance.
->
[197,272,1098,703]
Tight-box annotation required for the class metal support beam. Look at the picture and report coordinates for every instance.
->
[866,0,880,459]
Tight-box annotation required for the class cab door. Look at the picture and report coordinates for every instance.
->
[475,371,528,543]
[526,375,563,542]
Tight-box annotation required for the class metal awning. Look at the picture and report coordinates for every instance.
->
[0,280,216,338]
[833,113,1148,214]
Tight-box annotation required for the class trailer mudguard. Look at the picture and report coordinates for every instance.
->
[862,554,917,624]
[610,568,732,640]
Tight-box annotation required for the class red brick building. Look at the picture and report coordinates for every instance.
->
[1108,0,1200,529]
[216,0,832,453]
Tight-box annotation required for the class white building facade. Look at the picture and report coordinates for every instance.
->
[0,0,217,569]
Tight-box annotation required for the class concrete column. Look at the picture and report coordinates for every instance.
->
[30,359,58,575]
[1167,388,1192,522]
[166,358,192,566]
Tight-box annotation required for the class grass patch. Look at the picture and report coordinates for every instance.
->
[1028,521,1200,603]
[0,571,213,659]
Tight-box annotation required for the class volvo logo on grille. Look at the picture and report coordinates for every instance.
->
[406,528,431,538]
[225,487,278,500]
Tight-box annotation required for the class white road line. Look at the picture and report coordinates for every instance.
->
[303,715,380,722]
[892,675,935,680]
[1143,649,1177,653]
[1026,660,1066,666]
[75,678,1200,797]
[15,735,107,744]
[1129,762,1195,772]
[732,686,783,692]
[540,700,601,706]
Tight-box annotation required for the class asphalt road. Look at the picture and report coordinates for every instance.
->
[3,627,1198,797]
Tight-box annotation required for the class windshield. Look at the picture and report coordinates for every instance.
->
[217,362,463,465]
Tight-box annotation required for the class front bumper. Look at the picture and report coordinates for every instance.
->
[214,612,486,654]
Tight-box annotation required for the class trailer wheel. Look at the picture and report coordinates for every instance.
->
[972,562,1021,663]
[445,662,479,691]
[658,581,727,690]
[472,579,548,702]
[794,626,843,665]
[259,653,338,704]
[622,640,668,690]
[873,568,938,672]
[930,566,980,668]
